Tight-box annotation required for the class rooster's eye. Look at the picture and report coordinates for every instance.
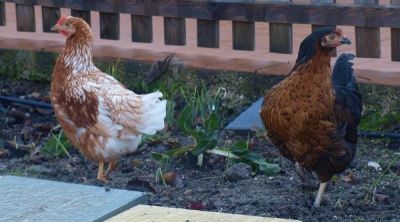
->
[328,34,335,41]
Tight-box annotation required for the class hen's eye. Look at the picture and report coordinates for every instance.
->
[65,23,71,27]
[328,34,335,41]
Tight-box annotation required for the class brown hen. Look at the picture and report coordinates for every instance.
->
[260,27,362,207]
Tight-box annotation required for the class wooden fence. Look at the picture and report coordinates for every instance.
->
[0,0,400,86]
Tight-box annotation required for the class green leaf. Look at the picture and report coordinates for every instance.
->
[191,138,217,156]
[204,112,219,131]
[166,147,191,158]
[177,105,194,135]
[241,153,281,175]
[41,131,71,158]
[230,140,249,156]
[151,152,170,165]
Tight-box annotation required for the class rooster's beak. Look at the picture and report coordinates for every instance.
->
[51,24,60,32]
[341,37,351,45]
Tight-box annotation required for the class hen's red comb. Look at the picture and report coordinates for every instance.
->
[56,16,71,25]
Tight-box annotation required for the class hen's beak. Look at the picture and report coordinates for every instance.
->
[341,37,351,45]
[50,24,60,32]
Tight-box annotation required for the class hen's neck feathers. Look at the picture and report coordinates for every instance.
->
[57,25,97,76]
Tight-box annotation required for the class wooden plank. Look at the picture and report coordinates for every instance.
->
[164,17,186,45]
[269,0,292,54]
[99,12,119,40]
[106,205,300,222]
[312,24,337,57]
[391,0,400,61]
[15,4,35,32]
[233,21,255,50]
[0,2,5,26]
[197,19,219,48]
[42,7,60,33]
[5,0,400,28]
[354,0,380,58]
[71,9,91,26]
[131,15,152,43]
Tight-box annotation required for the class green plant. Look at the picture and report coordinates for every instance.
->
[41,130,72,158]
[209,140,281,175]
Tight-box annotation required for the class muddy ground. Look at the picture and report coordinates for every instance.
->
[0,78,399,222]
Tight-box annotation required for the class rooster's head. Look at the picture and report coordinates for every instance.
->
[51,16,91,39]
[295,27,350,66]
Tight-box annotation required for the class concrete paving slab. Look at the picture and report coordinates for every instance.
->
[0,175,147,222]
[225,97,265,131]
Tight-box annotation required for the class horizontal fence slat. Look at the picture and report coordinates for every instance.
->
[312,24,337,57]
[197,19,219,48]
[164,17,186,46]
[0,2,5,26]
[5,0,400,28]
[71,9,91,26]
[42,6,60,33]
[391,0,400,61]
[131,15,152,43]
[100,12,120,40]
[233,21,254,51]
[354,0,380,58]
[16,4,35,32]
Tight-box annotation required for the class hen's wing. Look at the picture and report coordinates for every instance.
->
[332,53,362,144]
[65,72,166,139]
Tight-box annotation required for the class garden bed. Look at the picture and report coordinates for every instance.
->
[0,52,399,222]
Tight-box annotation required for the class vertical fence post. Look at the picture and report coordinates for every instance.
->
[164,17,186,45]
[232,21,255,50]
[197,19,219,48]
[390,0,400,61]
[354,0,381,58]
[16,4,35,32]
[71,10,91,26]
[0,2,5,26]
[42,7,60,33]
[311,0,337,56]
[269,0,292,53]
[131,15,153,43]
[100,12,120,40]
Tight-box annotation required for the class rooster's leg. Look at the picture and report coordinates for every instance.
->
[295,162,315,187]
[97,162,106,181]
[105,160,117,178]
[314,182,327,207]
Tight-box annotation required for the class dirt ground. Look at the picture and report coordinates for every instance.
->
[0,80,399,222]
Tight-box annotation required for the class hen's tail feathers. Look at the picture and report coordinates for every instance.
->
[145,54,174,84]
[332,54,358,90]
[136,91,167,135]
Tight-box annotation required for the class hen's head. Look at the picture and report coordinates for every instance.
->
[295,27,350,66]
[51,16,91,39]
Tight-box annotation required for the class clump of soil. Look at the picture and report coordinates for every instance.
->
[1,78,399,222]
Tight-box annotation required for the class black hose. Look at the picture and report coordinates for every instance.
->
[359,131,400,140]
[0,95,53,109]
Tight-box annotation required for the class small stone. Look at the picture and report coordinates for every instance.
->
[375,193,389,203]
[224,163,252,182]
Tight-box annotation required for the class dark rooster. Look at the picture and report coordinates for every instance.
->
[260,27,362,207]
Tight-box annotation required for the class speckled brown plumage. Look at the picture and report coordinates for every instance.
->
[260,27,362,206]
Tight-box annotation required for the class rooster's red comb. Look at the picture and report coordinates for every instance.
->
[56,16,71,25]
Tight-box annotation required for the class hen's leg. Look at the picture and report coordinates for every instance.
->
[97,162,106,181]
[314,182,327,207]
[295,162,315,187]
[105,160,117,178]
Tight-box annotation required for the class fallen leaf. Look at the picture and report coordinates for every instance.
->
[375,193,389,203]
[341,172,356,183]
[0,148,9,158]
[35,108,53,115]
[126,177,157,193]
[28,91,42,99]
[187,202,206,210]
